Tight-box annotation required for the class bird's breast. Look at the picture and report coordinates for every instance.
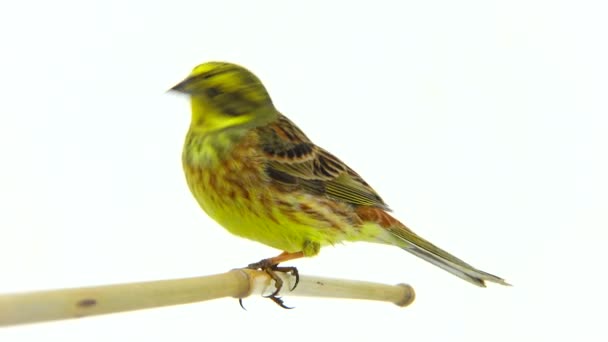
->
[182,129,263,213]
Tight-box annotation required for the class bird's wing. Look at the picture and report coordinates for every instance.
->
[257,114,391,211]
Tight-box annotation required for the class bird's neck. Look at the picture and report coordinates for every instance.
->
[184,98,278,167]
[183,127,247,168]
[188,98,277,135]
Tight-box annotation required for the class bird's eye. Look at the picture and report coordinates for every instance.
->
[205,87,222,98]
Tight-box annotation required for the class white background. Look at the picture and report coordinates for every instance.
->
[1,0,607,341]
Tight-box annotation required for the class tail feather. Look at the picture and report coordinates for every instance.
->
[404,243,509,287]
[355,207,510,287]
[390,225,510,287]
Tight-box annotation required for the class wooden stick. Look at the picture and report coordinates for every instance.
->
[0,269,415,327]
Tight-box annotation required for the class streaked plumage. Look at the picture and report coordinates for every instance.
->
[172,61,509,289]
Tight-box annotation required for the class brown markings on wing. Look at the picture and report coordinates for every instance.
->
[257,114,391,211]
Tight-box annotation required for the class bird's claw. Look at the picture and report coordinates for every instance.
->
[268,295,293,309]
[243,260,300,309]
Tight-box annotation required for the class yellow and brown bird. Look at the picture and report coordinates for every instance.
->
[171,61,508,306]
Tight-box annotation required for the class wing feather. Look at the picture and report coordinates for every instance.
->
[258,114,390,210]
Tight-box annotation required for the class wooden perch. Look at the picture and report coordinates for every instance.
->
[0,269,415,327]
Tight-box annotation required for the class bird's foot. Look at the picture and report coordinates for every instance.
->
[241,259,300,309]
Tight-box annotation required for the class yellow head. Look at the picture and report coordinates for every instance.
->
[171,62,277,133]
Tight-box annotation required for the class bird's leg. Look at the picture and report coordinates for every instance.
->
[245,251,304,309]
[247,251,304,290]
[247,251,304,292]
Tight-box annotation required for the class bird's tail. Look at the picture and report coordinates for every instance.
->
[355,207,510,287]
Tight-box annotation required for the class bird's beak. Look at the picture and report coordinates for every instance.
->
[168,77,192,94]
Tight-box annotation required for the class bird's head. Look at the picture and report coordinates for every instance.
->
[170,61,277,132]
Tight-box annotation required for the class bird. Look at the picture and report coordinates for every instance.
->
[170,61,509,307]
